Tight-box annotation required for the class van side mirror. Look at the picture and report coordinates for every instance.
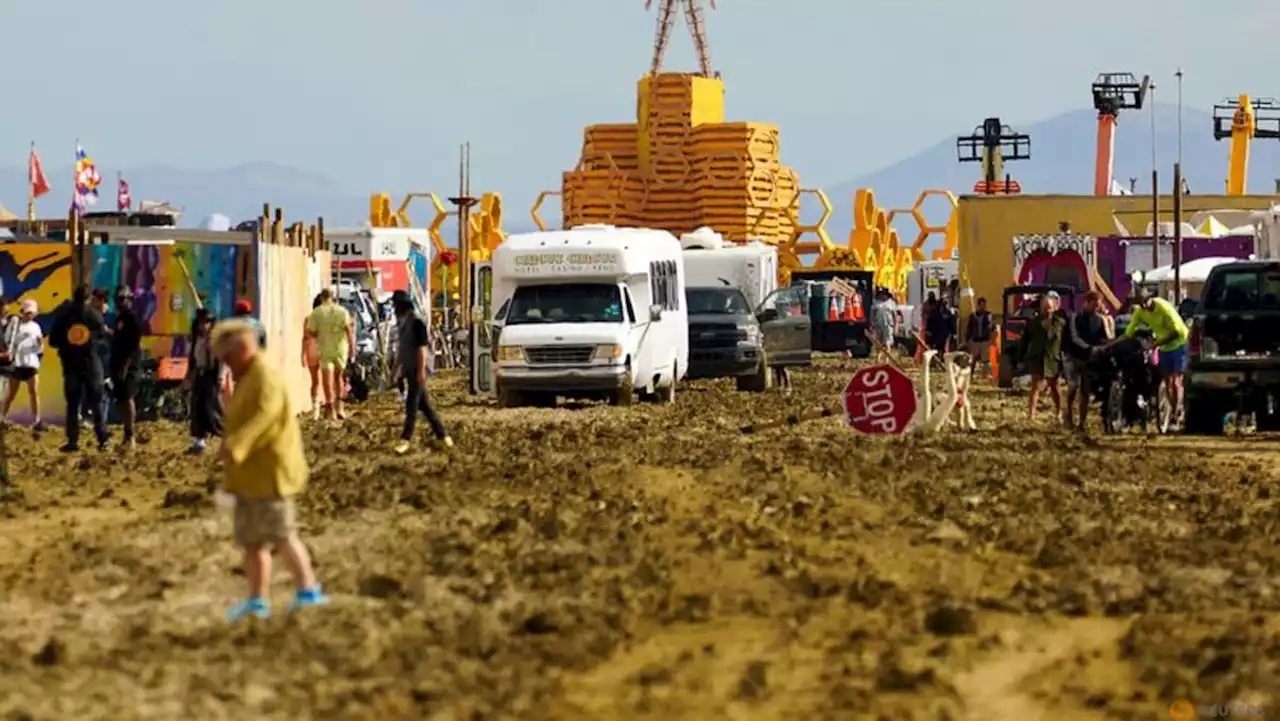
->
[648,304,663,322]
[758,308,779,323]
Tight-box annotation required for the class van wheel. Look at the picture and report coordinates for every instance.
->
[496,384,524,408]
[609,385,635,407]
[656,364,677,404]
[736,356,771,392]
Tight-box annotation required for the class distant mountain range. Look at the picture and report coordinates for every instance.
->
[3,104,1277,248]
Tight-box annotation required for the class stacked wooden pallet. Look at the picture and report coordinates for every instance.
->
[561,72,800,247]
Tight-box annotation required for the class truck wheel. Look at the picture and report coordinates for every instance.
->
[610,384,635,407]
[736,357,771,392]
[656,364,677,404]
[997,357,1014,389]
[1185,398,1225,435]
[496,384,524,409]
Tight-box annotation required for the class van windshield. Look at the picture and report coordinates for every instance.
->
[507,283,625,325]
[687,287,750,314]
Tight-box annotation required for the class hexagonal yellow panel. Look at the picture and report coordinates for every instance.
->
[531,191,561,231]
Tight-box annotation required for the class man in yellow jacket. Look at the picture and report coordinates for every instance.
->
[212,319,328,621]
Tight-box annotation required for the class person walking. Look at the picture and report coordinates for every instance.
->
[48,285,110,452]
[212,319,327,622]
[1022,292,1066,423]
[391,291,452,455]
[80,289,114,428]
[301,294,323,420]
[110,288,144,450]
[306,289,354,421]
[233,299,268,349]
[1124,286,1190,429]
[0,300,46,430]
[965,297,994,370]
[1063,291,1109,431]
[869,287,897,362]
[185,308,224,455]
[0,297,18,411]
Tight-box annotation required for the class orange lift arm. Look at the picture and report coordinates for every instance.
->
[1090,72,1149,197]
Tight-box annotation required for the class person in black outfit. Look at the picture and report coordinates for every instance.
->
[48,285,110,452]
[80,289,113,428]
[185,308,224,454]
[391,291,452,455]
[1063,290,1110,431]
[110,287,144,450]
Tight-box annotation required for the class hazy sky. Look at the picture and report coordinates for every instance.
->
[6,0,1276,202]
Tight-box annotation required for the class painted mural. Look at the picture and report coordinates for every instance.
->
[0,245,75,424]
[87,243,241,357]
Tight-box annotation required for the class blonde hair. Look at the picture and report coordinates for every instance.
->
[210,319,259,354]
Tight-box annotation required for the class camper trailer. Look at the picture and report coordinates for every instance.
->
[491,226,688,407]
[679,227,778,309]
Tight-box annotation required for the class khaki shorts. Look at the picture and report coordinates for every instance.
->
[234,497,297,547]
[966,340,991,362]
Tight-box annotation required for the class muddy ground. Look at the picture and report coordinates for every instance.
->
[0,358,1277,720]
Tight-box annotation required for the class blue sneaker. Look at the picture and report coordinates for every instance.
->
[290,585,330,611]
[227,596,271,622]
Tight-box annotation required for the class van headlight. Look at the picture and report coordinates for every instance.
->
[594,343,623,361]
[497,345,525,363]
[741,326,760,345]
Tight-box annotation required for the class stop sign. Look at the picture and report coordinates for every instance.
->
[843,365,917,435]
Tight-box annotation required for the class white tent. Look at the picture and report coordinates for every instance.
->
[1143,256,1238,283]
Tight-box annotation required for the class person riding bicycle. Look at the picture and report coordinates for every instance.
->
[1123,287,1189,428]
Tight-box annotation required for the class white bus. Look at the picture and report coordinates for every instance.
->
[491,225,689,407]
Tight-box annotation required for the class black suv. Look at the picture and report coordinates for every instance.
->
[1186,260,1280,434]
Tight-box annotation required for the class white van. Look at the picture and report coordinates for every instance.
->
[679,227,778,309]
[491,225,689,407]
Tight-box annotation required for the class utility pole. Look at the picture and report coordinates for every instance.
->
[448,143,476,331]
[1149,82,1160,269]
[1173,162,1183,303]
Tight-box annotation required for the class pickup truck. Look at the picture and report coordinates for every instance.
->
[1185,260,1280,434]
[684,285,773,391]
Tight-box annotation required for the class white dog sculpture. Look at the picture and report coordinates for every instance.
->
[911,350,976,433]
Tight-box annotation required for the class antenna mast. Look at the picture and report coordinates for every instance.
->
[644,0,717,77]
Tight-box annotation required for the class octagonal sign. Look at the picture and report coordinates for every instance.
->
[843,364,916,435]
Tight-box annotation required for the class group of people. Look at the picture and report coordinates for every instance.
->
[1019,287,1188,429]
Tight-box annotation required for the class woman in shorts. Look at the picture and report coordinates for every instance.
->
[301,294,323,419]
[1022,293,1065,422]
[0,300,46,430]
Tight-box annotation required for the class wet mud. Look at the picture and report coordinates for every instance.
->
[0,359,1277,719]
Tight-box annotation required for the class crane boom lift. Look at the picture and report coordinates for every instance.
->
[1091,72,1149,196]
[957,118,1031,195]
[1213,95,1280,195]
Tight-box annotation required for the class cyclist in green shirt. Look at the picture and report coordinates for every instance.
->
[1123,287,1189,427]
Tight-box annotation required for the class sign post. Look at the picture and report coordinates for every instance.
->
[843,364,916,435]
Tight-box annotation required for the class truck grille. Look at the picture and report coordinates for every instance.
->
[689,323,744,348]
[525,345,595,365]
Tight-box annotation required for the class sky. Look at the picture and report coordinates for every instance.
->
[4,0,1277,205]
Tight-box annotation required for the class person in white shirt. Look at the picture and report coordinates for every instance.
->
[1,299,46,430]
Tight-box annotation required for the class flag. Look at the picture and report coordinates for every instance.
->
[117,176,131,212]
[74,143,101,209]
[28,145,51,199]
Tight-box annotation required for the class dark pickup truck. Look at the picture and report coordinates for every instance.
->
[685,286,772,391]
[1186,260,1280,434]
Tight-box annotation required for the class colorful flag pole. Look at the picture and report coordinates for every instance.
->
[27,141,51,223]
[117,172,131,212]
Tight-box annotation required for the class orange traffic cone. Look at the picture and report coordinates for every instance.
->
[827,293,839,321]
[846,293,864,321]
[988,341,999,380]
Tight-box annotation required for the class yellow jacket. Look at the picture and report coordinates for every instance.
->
[221,356,308,499]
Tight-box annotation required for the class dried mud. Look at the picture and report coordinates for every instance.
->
[0,359,1277,720]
